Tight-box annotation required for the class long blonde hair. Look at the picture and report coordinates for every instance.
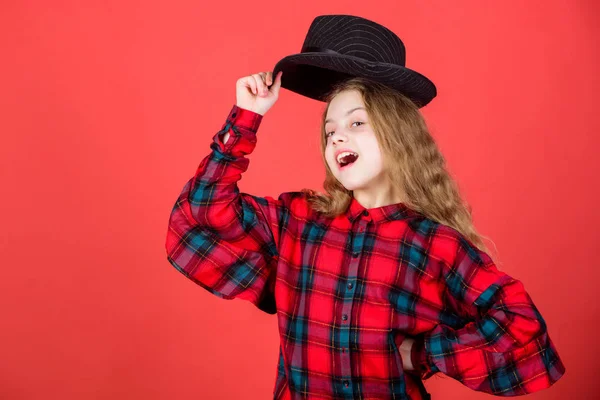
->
[301,77,499,262]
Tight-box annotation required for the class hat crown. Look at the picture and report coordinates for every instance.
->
[301,15,406,66]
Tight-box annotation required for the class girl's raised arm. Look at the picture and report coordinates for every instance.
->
[165,72,291,314]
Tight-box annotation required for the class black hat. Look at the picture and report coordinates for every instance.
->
[272,15,437,108]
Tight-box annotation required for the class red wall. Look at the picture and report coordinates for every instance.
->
[1,1,597,398]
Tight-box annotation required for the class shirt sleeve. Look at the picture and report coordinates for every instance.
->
[165,104,291,314]
[412,229,566,395]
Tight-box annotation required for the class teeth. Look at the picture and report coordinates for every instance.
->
[337,151,358,164]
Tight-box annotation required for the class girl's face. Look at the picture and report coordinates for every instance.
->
[325,89,390,197]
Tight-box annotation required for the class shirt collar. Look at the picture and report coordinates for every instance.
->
[346,195,418,224]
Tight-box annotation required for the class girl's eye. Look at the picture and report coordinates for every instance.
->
[326,122,364,138]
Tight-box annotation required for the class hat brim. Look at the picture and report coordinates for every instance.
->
[272,52,437,107]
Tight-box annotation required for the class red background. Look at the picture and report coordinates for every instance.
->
[1,1,597,399]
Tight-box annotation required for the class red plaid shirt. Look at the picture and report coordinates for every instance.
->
[165,105,565,399]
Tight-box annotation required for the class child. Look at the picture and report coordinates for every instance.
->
[165,15,565,400]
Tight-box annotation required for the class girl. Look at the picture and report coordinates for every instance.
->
[165,15,565,400]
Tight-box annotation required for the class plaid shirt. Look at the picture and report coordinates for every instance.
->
[165,105,566,399]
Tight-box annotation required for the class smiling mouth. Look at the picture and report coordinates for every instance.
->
[338,153,359,170]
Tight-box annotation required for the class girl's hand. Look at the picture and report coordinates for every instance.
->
[400,337,415,371]
[236,71,283,116]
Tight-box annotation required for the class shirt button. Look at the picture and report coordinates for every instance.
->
[362,210,369,216]
[347,282,354,290]
[342,314,348,321]
[231,112,236,118]
[343,380,350,388]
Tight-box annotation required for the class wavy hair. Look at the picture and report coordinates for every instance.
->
[301,77,499,262]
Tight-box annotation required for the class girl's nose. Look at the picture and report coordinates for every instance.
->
[332,130,348,142]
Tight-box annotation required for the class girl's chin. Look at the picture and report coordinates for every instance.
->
[337,178,366,191]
